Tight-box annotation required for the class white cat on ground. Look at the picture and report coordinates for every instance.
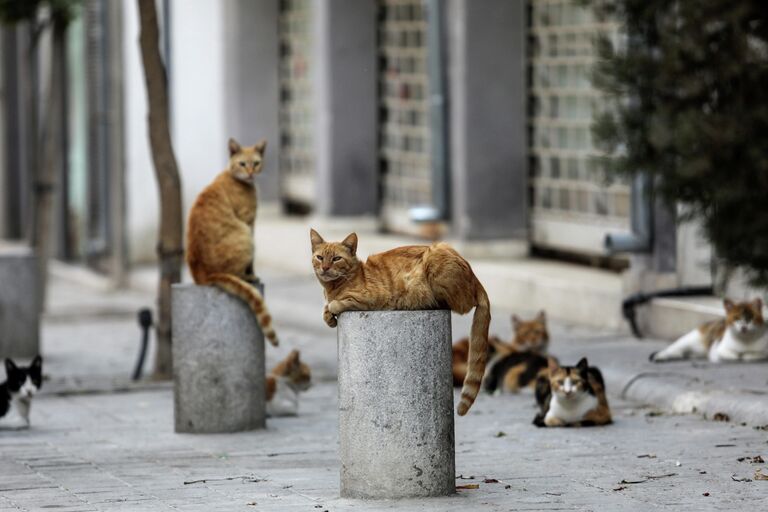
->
[651,298,768,363]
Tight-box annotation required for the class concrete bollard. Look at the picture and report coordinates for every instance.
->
[0,246,39,359]
[172,283,266,433]
[338,310,455,499]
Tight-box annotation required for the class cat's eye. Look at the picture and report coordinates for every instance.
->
[332,256,342,262]
[239,162,246,167]
[316,255,323,261]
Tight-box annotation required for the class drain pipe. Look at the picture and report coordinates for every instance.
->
[409,0,449,223]
[605,172,652,253]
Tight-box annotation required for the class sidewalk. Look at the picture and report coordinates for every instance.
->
[46,261,768,427]
[1,263,766,510]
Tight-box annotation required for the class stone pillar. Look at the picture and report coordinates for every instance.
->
[172,283,266,433]
[447,0,528,243]
[338,310,455,499]
[312,0,378,216]
[0,246,39,359]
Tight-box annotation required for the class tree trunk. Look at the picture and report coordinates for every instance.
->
[31,18,66,311]
[136,0,183,380]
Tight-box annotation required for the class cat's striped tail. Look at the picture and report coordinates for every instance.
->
[457,284,491,416]
[207,273,278,346]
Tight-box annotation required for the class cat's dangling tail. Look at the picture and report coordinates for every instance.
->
[457,284,491,416]
[207,273,278,346]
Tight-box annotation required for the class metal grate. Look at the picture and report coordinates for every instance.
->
[278,0,315,208]
[378,0,432,234]
[528,0,629,255]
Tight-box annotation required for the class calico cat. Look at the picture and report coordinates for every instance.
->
[1,356,43,428]
[650,298,767,363]
[309,229,491,416]
[533,357,612,427]
[452,311,549,386]
[266,350,312,417]
[483,352,554,394]
[186,138,278,346]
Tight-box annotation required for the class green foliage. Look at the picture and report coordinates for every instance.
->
[0,0,80,26]
[587,0,768,285]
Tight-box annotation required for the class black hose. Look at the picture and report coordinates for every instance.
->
[622,286,713,339]
[133,308,153,381]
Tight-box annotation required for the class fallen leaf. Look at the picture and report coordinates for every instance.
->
[504,484,512,489]
[702,492,710,497]
[754,455,765,464]
[715,444,737,448]
[699,471,707,474]
[483,478,499,483]
[495,431,507,438]
[613,486,627,492]
[457,484,480,490]
[731,475,752,482]
[637,454,657,459]
[619,473,677,485]
[456,474,475,480]
[755,469,768,481]
[246,503,257,507]
[713,412,730,422]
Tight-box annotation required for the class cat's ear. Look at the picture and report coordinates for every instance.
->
[287,349,300,366]
[753,297,763,311]
[576,357,589,371]
[254,139,267,154]
[547,357,560,373]
[341,233,358,256]
[511,314,521,329]
[723,298,735,312]
[536,310,546,323]
[228,137,242,156]
[4,358,18,375]
[30,355,42,371]
[310,229,325,251]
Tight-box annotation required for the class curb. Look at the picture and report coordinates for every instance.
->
[602,366,768,427]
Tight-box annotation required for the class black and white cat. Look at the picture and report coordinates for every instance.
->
[1,356,43,428]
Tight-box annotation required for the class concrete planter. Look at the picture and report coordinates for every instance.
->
[0,246,39,359]
[338,310,455,499]
[172,283,266,433]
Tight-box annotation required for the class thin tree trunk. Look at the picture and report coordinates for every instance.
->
[136,0,183,380]
[32,18,66,311]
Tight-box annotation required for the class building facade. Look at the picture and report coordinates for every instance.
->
[0,0,714,293]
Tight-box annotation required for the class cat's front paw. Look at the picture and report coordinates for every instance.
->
[327,300,344,316]
[323,306,337,328]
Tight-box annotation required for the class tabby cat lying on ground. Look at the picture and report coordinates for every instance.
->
[452,311,550,386]
[650,298,767,363]
[1,356,42,429]
[310,229,490,416]
[186,138,278,346]
[266,350,311,417]
[533,357,612,427]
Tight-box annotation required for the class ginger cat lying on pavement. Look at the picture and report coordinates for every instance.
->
[186,138,278,346]
[266,350,311,417]
[309,229,491,416]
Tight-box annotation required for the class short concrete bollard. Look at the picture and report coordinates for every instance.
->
[0,246,39,359]
[338,310,455,499]
[172,283,266,433]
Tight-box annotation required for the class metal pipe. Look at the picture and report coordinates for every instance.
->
[409,0,449,224]
[605,172,652,253]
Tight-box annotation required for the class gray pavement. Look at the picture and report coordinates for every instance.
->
[1,266,768,510]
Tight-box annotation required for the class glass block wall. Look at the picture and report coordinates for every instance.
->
[528,0,630,255]
[278,0,315,209]
[378,0,432,234]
